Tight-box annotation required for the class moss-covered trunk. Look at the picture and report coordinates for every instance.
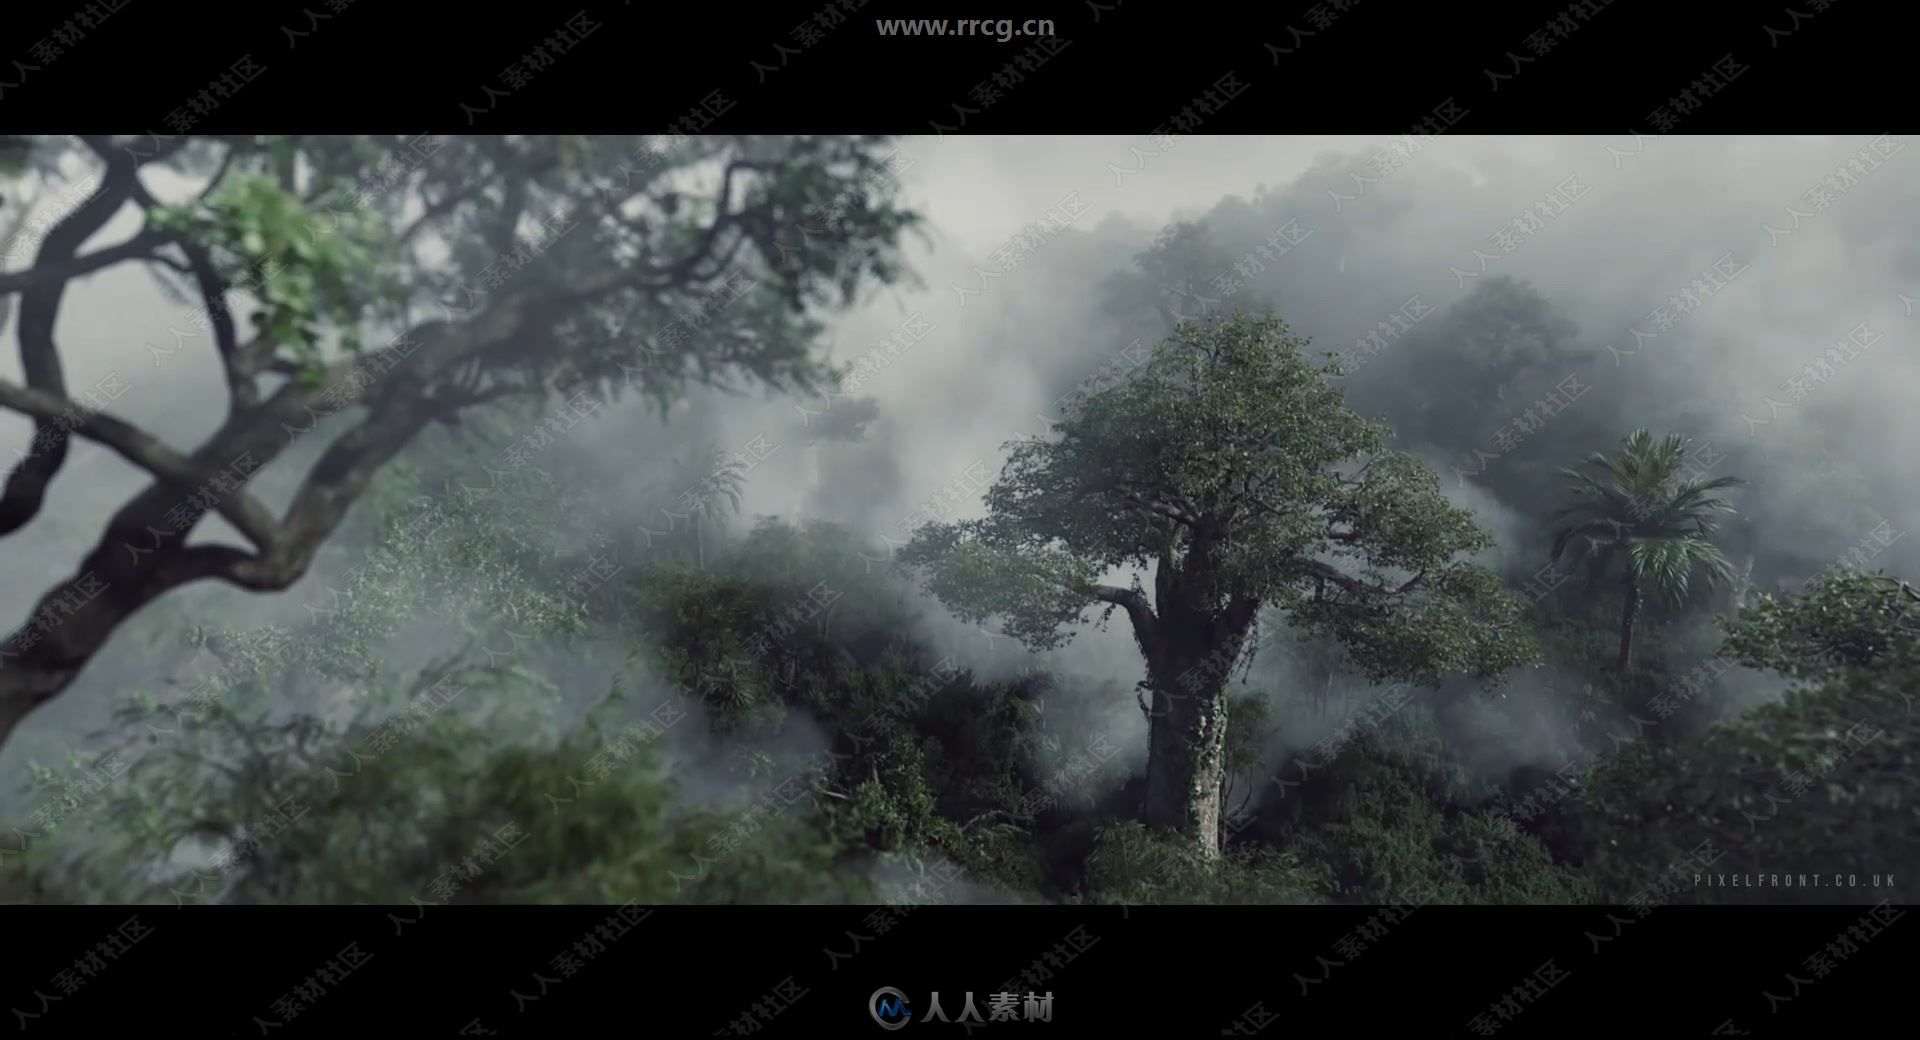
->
[1142,659,1231,859]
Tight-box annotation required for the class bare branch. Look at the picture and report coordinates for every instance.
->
[0,144,145,535]
[197,141,241,202]
[1091,582,1160,653]
[0,379,282,551]
[0,228,171,296]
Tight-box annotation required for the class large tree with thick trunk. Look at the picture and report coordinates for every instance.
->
[0,133,918,751]
[898,315,1538,857]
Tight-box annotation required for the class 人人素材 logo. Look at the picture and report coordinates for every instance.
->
[871,987,913,1030]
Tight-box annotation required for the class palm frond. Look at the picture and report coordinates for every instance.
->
[1548,430,1743,601]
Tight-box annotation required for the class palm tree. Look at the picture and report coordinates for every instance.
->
[667,444,746,571]
[1548,430,1745,671]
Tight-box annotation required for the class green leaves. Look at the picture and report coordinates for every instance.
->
[150,172,396,367]
[1550,429,1745,604]
[900,312,1536,688]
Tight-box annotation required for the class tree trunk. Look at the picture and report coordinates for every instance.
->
[1142,664,1232,860]
[695,518,704,571]
[1617,564,1640,671]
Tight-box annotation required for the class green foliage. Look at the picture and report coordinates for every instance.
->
[147,173,400,365]
[901,314,1539,685]
[1549,429,1745,605]
[1083,821,1325,904]
[1280,726,1593,904]
[1716,571,1919,681]
[1576,570,1920,903]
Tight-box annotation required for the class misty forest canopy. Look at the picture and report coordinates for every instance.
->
[2,135,1915,907]
[899,315,1536,855]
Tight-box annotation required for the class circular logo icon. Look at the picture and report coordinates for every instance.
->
[870,987,913,1030]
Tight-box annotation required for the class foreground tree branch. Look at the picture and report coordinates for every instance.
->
[0,133,922,754]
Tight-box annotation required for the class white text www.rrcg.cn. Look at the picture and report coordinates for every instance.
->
[873,17,1057,42]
